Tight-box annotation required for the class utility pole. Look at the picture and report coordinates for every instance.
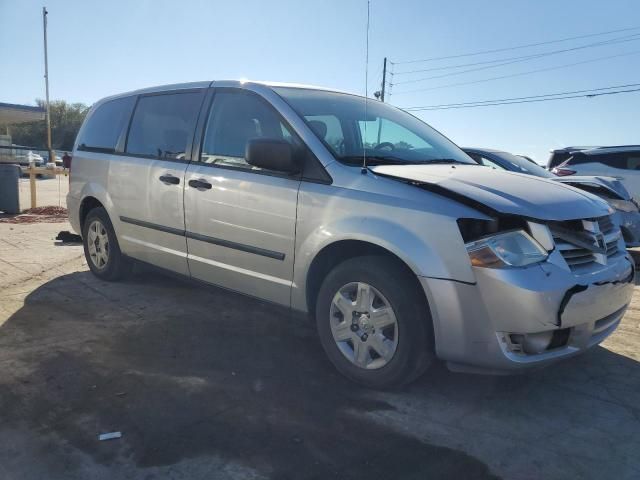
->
[380,57,387,102]
[42,7,54,165]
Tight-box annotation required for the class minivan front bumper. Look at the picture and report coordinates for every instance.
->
[421,254,634,373]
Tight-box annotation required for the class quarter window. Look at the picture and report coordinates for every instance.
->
[572,152,640,170]
[200,91,296,171]
[77,96,135,152]
[126,92,202,160]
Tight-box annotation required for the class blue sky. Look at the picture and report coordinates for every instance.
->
[1,0,639,163]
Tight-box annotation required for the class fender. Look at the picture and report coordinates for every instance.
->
[291,215,477,312]
[78,182,119,232]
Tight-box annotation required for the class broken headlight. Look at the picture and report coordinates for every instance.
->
[466,230,548,268]
[607,198,639,213]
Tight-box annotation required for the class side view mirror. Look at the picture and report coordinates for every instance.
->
[246,138,300,174]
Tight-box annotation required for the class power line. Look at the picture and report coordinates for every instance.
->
[403,88,640,111]
[390,25,640,65]
[393,33,640,78]
[392,50,640,94]
[394,35,640,85]
[403,82,640,110]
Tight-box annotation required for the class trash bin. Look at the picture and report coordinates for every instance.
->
[0,164,21,214]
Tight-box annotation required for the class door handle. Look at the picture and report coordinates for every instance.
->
[159,174,180,185]
[189,179,212,190]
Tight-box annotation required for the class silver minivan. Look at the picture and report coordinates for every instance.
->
[68,80,634,388]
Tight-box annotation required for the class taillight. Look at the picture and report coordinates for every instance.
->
[552,166,576,176]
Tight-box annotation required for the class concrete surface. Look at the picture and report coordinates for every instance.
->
[18,176,69,212]
[0,222,77,292]
[1,221,639,479]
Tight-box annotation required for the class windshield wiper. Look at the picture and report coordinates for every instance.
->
[425,158,470,164]
[340,156,473,166]
[339,155,418,166]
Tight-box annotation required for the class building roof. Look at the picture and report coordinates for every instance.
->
[0,102,46,125]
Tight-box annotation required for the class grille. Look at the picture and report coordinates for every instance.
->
[550,215,621,270]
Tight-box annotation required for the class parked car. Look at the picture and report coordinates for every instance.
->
[551,146,640,199]
[516,154,537,165]
[14,150,44,167]
[547,146,598,169]
[68,81,634,388]
[45,153,63,166]
[464,148,640,247]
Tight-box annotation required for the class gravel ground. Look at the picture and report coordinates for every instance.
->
[0,222,639,479]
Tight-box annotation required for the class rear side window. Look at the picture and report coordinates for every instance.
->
[126,92,202,160]
[77,96,135,153]
[570,152,640,170]
[599,154,632,169]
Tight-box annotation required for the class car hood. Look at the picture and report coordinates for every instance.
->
[372,164,611,221]
[552,175,631,200]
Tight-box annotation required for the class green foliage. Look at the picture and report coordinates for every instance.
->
[8,99,89,152]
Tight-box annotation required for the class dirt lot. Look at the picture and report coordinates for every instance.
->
[1,221,639,479]
[17,176,69,212]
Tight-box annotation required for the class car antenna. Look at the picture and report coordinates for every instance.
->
[361,0,370,175]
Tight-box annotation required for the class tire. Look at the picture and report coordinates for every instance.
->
[315,255,433,389]
[82,207,131,281]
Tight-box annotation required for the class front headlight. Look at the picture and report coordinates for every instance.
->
[607,198,639,213]
[466,230,548,268]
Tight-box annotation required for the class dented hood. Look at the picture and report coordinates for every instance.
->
[372,164,612,221]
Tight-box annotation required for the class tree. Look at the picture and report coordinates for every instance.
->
[8,99,89,152]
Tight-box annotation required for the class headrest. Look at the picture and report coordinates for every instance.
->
[308,120,328,140]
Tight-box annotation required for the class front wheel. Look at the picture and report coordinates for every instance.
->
[82,207,131,281]
[315,256,433,389]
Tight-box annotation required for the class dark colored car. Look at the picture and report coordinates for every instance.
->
[547,146,598,169]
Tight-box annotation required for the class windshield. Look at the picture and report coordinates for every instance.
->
[492,151,555,178]
[273,87,476,166]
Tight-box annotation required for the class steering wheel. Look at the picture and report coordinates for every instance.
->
[374,142,395,151]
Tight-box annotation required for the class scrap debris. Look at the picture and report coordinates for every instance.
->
[98,432,122,441]
[0,206,68,224]
[56,230,82,243]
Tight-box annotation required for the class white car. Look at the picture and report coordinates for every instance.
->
[10,150,44,166]
[552,146,640,200]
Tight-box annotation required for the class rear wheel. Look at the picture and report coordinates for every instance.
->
[315,255,433,389]
[82,207,131,281]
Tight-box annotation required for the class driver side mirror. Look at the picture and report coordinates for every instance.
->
[246,138,300,174]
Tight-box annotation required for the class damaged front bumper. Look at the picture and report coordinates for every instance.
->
[614,209,640,247]
[420,252,634,374]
